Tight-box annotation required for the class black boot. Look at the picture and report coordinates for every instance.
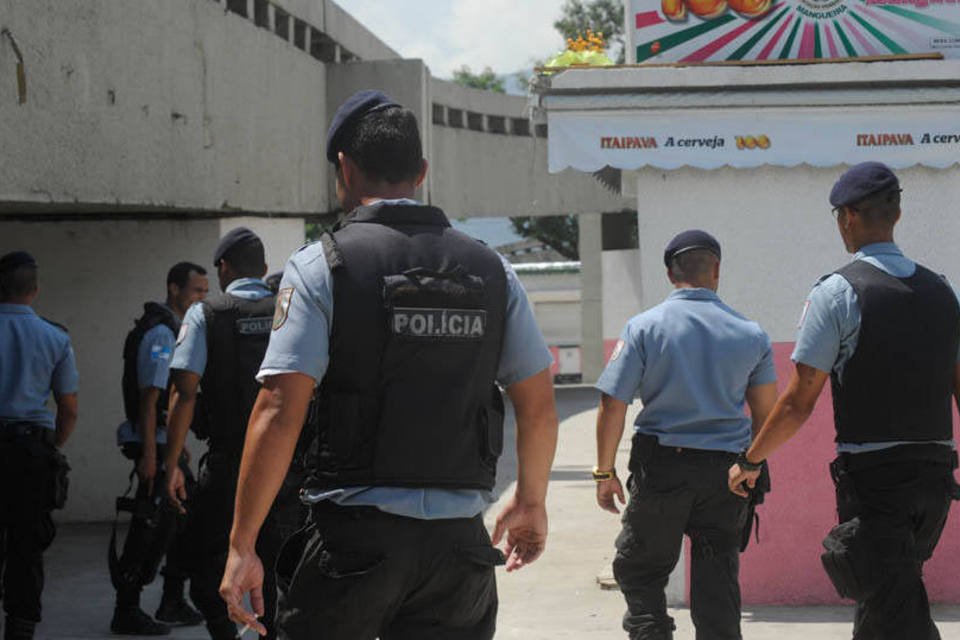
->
[4,617,36,640]
[205,616,240,640]
[155,596,203,626]
[110,607,171,636]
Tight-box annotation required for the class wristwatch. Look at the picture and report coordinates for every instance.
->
[736,452,763,472]
[592,466,617,482]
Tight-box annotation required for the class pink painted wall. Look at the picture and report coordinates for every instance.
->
[738,343,960,604]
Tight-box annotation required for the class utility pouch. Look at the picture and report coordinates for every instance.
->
[820,517,885,601]
[739,461,771,552]
[49,449,70,510]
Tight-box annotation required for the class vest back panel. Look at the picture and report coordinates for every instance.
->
[831,261,959,444]
[312,203,508,491]
[200,293,275,451]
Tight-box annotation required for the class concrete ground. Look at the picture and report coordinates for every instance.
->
[33,387,960,639]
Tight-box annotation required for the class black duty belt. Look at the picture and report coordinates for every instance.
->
[837,443,957,473]
[641,434,738,464]
[0,420,55,445]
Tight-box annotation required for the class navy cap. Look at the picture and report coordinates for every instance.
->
[663,230,721,267]
[829,162,900,208]
[325,90,400,163]
[0,251,37,273]
[213,227,262,266]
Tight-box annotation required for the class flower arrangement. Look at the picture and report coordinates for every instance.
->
[544,29,615,68]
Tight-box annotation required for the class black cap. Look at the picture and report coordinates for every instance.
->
[213,227,262,266]
[829,162,900,208]
[325,90,400,163]
[663,230,721,267]
[0,251,37,274]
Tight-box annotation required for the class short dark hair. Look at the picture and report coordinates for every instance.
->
[0,265,38,299]
[669,248,718,283]
[850,188,900,226]
[338,106,423,184]
[221,240,265,278]
[167,262,207,289]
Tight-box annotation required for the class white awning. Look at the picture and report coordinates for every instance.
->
[547,105,960,172]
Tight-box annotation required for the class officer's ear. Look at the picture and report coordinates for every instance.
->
[414,158,428,188]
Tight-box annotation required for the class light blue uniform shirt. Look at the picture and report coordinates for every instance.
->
[596,288,776,453]
[792,242,959,454]
[0,303,79,430]
[116,314,177,445]
[258,218,554,520]
[171,278,273,376]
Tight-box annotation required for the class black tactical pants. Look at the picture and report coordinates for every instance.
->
[275,503,502,640]
[614,435,747,640]
[0,434,58,624]
[833,449,956,640]
[184,450,306,640]
[114,444,195,607]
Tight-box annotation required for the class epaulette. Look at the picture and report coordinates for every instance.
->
[41,316,69,333]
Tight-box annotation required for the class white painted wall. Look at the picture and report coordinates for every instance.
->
[0,217,304,521]
[628,165,960,342]
[602,249,643,340]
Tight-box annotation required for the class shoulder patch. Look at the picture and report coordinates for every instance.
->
[273,287,294,331]
[150,343,173,361]
[797,300,811,329]
[610,339,625,362]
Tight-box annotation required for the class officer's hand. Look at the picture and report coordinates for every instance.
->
[596,476,626,514]
[220,546,267,637]
[137,455,157,495]
[492,494,548,572]
[166,466,188,515]
[728,464,760,498]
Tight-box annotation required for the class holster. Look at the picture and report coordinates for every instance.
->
[739,461,771,552]
[49,449,70,510]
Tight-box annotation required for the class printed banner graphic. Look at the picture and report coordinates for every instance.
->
[547,107,960,172]
[630,0,960,62]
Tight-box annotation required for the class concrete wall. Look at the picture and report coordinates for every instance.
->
[430,79,631,218]
[0,217,304,522]
[0,0,328,216]
[624,163,960,604]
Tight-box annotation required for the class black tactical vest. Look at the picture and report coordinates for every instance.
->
[122,303,179,427]
[831,260,960,444]
[309,203,508,491]
[199,291,275,451]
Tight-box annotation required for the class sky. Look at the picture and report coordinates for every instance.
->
[333,0,571,79]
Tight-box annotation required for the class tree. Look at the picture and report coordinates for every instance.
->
[553,0,626,64]
[452,66,506,93]
[509,216,580,260]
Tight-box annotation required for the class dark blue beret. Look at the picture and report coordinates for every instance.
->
[0,250,37,273]
[325,90,400,163]
[829,162,900,208]
[664,230,721,267]
[213,227,262,266]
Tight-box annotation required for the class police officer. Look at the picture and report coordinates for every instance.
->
[729,162,960,639]
[163,229,302,640]
[595,231,777,640]
[110,262,208,635]
[0,251,79,640]
[218,90,559,640]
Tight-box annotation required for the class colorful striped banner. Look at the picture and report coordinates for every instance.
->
[631,0,960,62]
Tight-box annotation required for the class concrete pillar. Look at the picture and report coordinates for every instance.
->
[579,213,604,384]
